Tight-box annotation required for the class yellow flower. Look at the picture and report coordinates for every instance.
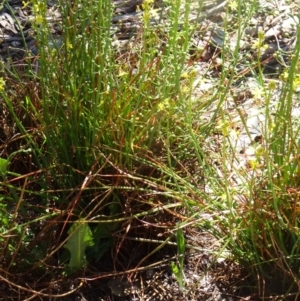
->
[279,70,300,90]
[228,0,238,11]
[267,80,276,91]
[251,39,260,49]
[258,31,265,41]
[149,8,158,19]
[216,119,230,137]
[181,72,188,79]
[22,0,30,8]
[33,2,45,13]
[279,70,288,81]
[248,159,259,170]
[0,77,5,92]
[268,120,275,131]
[34,15,44,25]
[181,85,190,95]
[157,98,171,111]
[144,0,154,5]
[251,31,267,51]
[142,0,154,10]
[118,68,128,77]
[254,145,264,159]
[262,44,268,50]
[293,74,300,90]
[66,39,73,50]
[252,86,264,100]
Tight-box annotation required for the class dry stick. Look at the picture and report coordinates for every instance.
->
[189,0,228,23]
[0,273,84,298]
[80,256,175,281]
[58,161,99,240]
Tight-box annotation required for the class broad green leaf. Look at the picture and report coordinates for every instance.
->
[171,261,180,275]
[171,261,183,289]
[0,158,8,177]
[172,228,186,291]
[86,222,117,262]
[64,219,94,270]
[176,228,185,268]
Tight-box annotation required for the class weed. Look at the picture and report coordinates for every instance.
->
[1,0,300,299]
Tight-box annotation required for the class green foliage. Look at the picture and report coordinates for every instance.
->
[175,7,300,297]
[171,228,185,291]
[64,219,94,270]
[0,0,195,281]
[0,158,8,178]
[2,0,300,298]
[86,223,115,263]
[0,197,9,234]
[86,198,121,262]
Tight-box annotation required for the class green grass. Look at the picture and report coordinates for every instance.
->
[1,0,300,299]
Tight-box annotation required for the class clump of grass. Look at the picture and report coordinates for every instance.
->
[135,0,300,298]
[168,2,300,298]
[0,0,199,288]
[2,0,300,299]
